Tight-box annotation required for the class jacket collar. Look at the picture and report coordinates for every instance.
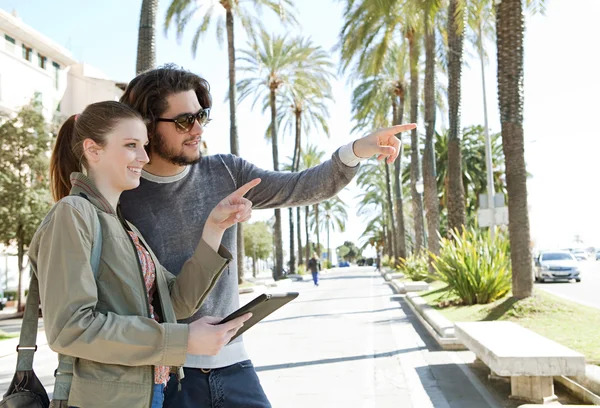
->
[69,172,116,215]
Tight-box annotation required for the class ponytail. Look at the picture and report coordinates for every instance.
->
[50,115,80,202]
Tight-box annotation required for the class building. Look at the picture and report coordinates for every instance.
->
[0,8,123,121]
[0,8,125,295]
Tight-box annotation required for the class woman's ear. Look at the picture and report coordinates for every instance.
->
[82,138,101,163]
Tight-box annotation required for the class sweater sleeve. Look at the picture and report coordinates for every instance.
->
[224,149,360,210]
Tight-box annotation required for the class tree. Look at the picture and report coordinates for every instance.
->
[496,0,533,298]
[165,0,298,284]
[315,196,348,264]
[348,43,410,262]
[446,0,468,232]
[299,144,325,264]
[243,221,273,277]
[422,0,442,256]
[0,103,53,311]
[272,49,335,274]
[136,0,159,74]
[338,0,425,253]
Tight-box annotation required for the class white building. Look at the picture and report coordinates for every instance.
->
[0,9,125,295]
[0,8,123,121]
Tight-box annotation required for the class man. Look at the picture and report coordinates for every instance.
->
[119,64,415,407]
[307,252,321,286]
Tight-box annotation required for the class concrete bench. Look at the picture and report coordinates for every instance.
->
[455,321,586,404]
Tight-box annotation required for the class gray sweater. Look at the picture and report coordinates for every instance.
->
[120,150,359,368]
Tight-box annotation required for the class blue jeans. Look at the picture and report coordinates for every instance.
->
[312,271,319,285]
[163,360,271,408]
[151,383,164,408]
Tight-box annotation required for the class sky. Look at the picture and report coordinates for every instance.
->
[1,0,600,258]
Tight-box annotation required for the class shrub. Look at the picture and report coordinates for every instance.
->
[399,253,430,281]
[323,260,333,270]
[431,227,512,305]
[297,264,306,275]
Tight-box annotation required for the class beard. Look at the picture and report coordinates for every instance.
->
[150,129,203,166]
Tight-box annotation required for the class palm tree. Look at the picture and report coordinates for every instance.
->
[238,32,333,279]
[300,145,326,263]
[339,0,425,252]
[320,197,348,265]
[274,63,334,273]
[165,0,298,283]
[495,0,532,298]
[349,43,410,262]
[446,0,468,233]
[136,0,159,74]
[421,0,442,256]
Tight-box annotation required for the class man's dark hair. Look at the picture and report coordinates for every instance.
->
[120,64,212,138]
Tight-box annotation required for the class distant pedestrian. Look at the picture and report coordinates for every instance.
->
[307,252,321,286]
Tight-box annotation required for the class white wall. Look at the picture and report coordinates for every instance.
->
[61,63,122,117]
[0,31,69,120]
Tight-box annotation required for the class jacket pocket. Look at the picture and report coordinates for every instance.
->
[74,358,148,385]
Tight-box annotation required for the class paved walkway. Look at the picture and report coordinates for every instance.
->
[1,266,507,407]
[243,267,502,407]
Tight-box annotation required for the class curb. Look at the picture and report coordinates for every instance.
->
[554,374,600,406]
[404,293,465,350]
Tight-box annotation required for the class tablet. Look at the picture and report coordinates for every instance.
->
[219,292,299,343]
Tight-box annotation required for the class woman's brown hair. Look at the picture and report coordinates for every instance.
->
[49,101,143,202]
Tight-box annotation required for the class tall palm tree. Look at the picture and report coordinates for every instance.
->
[136,0,159,74]
[320,197,348,265]
[495,0,532,298]
[422,0,442,256]
[446,0,468,232]
[339,0,425,252]
[275,66,334,273]
[165,0,298,283]
[238,33,333,279]
[349,43,410,262]
[300,145,325,263]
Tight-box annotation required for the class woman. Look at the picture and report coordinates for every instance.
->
[27,101,256,408]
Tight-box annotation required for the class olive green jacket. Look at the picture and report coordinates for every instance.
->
[27,173,231,407]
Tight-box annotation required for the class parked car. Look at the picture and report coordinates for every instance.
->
[0,291,6,311]
[571,248,588,261]
[338,261,350,268]
[534,251,581,283]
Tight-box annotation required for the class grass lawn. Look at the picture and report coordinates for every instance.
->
[420,282,600,365]
[0,330,17,341]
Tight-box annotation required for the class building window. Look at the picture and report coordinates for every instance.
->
[33,91,42,105]
[38,53,47,69]
[22,44,33,62]
[4,34,15,53]
[52,62,60,89]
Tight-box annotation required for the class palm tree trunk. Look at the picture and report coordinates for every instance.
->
[225,9,246,284]
[288,208,295,274]
[394,89,407,259]
[447,0,467,232]
[305,206,311,262]
[297,207,303,265]
[496,0,532,299]
[288,112,302,275]
[384,162,398,263]
[326,221,330,266]
[407,30,425,252]
[135,0,158,75]
[270,90,284,279]
[314,203,321,257]
[423,18,441,256]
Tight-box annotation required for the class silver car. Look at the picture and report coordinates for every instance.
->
[534,251,581,283]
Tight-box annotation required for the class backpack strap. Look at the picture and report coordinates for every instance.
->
[14,196,103,401]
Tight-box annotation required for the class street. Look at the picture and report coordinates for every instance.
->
[535,258,600,309]
[0,266,510,407]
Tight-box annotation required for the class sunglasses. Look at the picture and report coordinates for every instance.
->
[156,108,211,133]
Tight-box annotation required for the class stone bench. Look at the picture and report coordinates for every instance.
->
[455,321,586,404]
